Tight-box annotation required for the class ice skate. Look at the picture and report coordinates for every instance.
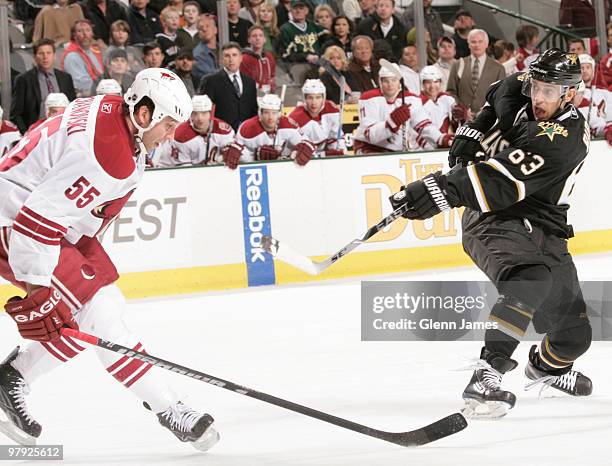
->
[461,347,518,419]
[0,347,41,445]
[525,345,592,396]
[151,401,219,452]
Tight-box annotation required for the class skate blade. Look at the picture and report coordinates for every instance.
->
[0,416,37,446]
[190,425,220,452]
[461,399,511,420]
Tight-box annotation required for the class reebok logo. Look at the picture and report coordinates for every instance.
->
[244,168,267,263]
[423,176,451,211]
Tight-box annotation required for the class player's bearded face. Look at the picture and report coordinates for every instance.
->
[260,109,279,131]
[191,111,211,133]
[305,94,324,114]
[380,77,400,100]
[141,116,180,150]
[422,80,441,99]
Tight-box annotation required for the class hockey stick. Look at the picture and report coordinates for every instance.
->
[272,84,287,149]
[262,203,410,275]
[313,58,346,151]
[379,59,408,151]
[204,104,215,164]
[62,328,466,447]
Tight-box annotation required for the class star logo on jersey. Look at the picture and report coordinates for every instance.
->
[517,73,528,82]
[536,121,568,142]
[567,53,578,65]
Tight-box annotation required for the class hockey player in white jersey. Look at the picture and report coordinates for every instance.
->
[287,79,346,157]
[153,94,235,167]
[353,63,442,154]
[223,93,316,169]
[27,93,70,133]
[577,54,612,139]
[0,68,220,450]
[417,66,456,149]
[96,78,123,96]
[0,105,20,157]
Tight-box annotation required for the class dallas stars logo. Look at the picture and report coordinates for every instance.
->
[568,54,578,65]
[536,122,568,141]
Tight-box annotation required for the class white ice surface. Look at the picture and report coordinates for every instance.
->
[1,253,612,466]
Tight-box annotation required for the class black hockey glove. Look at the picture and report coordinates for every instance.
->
[389,172,455,220]
[448,124,485,168]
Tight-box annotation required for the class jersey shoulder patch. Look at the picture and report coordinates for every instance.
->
[93,96,135,180]
[320,100,339,115]
[288,105,310,126]
[212,117,233,135]
[239,116,265,139]
[279,115,298,130]
[174,121,199,143]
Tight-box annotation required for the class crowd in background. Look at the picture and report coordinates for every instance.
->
[1,0,611,168]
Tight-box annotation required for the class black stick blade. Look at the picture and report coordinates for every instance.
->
[383,413,468,447]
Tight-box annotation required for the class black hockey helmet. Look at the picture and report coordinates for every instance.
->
[528,48,582,87]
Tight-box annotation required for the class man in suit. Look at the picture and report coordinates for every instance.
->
[447,29,506,117]
[198,42,258,131]
[11,38,76,133]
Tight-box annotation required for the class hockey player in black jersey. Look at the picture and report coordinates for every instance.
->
[389,49,593,418]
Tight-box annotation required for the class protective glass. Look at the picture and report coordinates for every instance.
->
[521,76,566,103]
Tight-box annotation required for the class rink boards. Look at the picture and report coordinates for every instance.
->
[0,140,611,300]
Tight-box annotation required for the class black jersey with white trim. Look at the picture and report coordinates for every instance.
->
[446,73,590,238]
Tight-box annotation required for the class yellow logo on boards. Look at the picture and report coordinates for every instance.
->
[536,122,568,142]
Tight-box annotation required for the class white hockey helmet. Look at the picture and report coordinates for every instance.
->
[578,53,595,67]
[258,93,282,115]
[379,63,401,80]
[123,68,192,138]
[302,79,326,98]
[420,65,443,83]
[45,93,70,111]
[192,94,213,113]
[96,79,122,95]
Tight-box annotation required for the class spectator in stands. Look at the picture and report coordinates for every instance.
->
[240,0,265,25]
[95,78,123,95]
[433,36,455,91]
[171,48,198,96]
[199,42,258,131]
[322,15,353,55]
[399,0,443,48]
[228,0,253,47]
[515,24,539,71]
[356,0,406,60]
[61,20,104,97]
[319,45,359,104]
[142,41,165,67]
[91,48,134,94]
[406,28,437,65]
[241,25,276,93]
[398,45,420,94]
[276,0,291,26]
[177,1,201,50]
[493,40,518,76]
[0,105,20,157]
[344,0,375,25]
[11,39,76,133]
[373,39,393,62]
[452,9,474,58]
[600,23,612,89]
[280,0,326,85]
[80,0,129,45]
[156,7,181,66]
[33,0,85,47]
[128,0,163,44]
[559,0,610,36]
[568,38,587,55]
[28,93,70,132]
[104,20,145,73]
[314,5,335,42]
[257,3,280,56]
[347,35,379,92]
[193,13,219,80]
[447,28,506,115]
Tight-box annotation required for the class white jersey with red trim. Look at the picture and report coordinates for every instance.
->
[353,89,438,153]
[236,115,304,161]
[0,121,20,157]
[0,95,142,287]
[153,117,235,167]
[288,101,346,156]
[417,92,456,149]
[581,87,612,135]
[576,96,607,136]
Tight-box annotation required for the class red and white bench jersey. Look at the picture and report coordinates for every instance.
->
[0,121,20,157]
[288,101,345,156]
[0,95,143,287]
[236,115,303,161]
[353,89,437,153]
[582,87,612,124]
[417,92,456,149]
[576,96,608,136]
[153,117,235,167]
